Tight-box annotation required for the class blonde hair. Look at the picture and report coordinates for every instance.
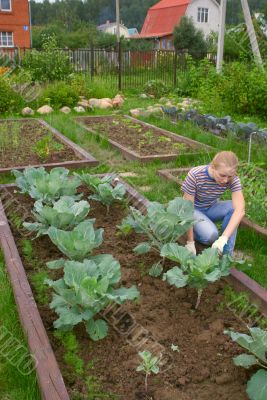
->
[211,151,239,170]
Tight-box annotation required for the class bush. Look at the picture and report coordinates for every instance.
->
[0,78,24,114]
[197,62,267,117]
[144,79,169,98]
[22,34,73,82]
[41,81,79,108]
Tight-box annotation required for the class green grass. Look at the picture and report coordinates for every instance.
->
[0,252,40,400]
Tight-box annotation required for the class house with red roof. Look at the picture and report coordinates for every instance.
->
[0,0,31,50]
[139,0,220,50]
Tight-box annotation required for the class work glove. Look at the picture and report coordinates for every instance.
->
[185,240,196,255]
[211,235,228,255]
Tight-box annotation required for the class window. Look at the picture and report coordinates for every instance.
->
[197,7,208,23]
[0,32,14,47]
[167,40,173,49]
[161,39,166,49]
[0,0,11,11]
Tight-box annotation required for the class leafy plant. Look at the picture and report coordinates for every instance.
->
[13,167,81,204]
[47,220,104,262]
[23,196,90,237]
[143,79,169,98]
[32,133,64,159]
[46,255,139,340]
[225,327,267,400]
[0,78,24,113]
[75,173,126,213]
[41,81,79,108]
[89,183,126,213]
[118,197,194,270]
[161,244,233,308]
[136,350,160,393]
[22,34,73,82]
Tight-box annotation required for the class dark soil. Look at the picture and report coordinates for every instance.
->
[0,120,79,168]
[79,116,201,156]
[2,187,250,400]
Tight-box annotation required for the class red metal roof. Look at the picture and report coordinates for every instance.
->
[140,0,190,38]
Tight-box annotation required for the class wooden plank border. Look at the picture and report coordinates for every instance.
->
[0,199,70,400]
[157,167,267,237]
[0,118,98,174]
[75,115,214,163]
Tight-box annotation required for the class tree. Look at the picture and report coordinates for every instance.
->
[173,16,208,60]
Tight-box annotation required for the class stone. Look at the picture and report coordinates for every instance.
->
[195,330,212,342]
[112,95,124,107]
[60,106,71,114]
[37,105,53,114]
[119,172,138,178]
[77,100,91,109]
[130,108,142,118]
[215,373,233,385]
[73,106,85,113]
[98,100,113,109]
[21,107,34,116]
[209,319,224,334]
[88,98,101,108]
[140,93,148,99]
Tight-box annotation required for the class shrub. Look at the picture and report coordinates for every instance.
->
[144,79,169,98]
[0,78,24,113]
[197,62,267,117]
[22,34,73,82]
[41,81,79,108]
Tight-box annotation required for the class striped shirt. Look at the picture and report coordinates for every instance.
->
[181,165,242,209]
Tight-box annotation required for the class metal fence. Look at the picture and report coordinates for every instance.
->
[0,47,217,90]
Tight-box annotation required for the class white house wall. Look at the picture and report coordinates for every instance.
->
[103,25,130,38]
[185,0,219,36]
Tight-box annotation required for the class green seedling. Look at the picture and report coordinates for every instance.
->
[136,350,160,394]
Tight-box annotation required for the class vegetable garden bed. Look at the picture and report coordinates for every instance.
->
[1,175,267,400]
[157,166,267,237]
[75,115,213,163]
[0,118,98,173]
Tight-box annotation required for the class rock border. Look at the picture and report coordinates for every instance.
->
[0,118,98,174]
[75,115,214,163]
[1,177,267,400]
[157,167,267,237]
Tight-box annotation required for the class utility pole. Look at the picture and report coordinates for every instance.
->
[216,0,227,73]
[216,0,263,73]
[116,0,122,90]
[240,0,263,68]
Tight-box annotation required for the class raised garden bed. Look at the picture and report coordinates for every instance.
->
[1,178,267,399]
[0,118,98,173]
[75,115,214,163]
[157,166,267,237]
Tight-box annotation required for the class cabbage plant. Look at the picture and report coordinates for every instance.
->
[225,327,267,400]
[23,197,90,238]
[13,167,81,204]
[45,255,139,341]
[118,197,194,270]
[161,244,233,308]
[75,173,126,212]
[47,220,103,263]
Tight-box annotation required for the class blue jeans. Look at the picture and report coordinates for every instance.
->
[193,200,237,254]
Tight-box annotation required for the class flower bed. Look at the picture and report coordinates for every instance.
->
[75,115,213,163]
[0,118,98,173]
[1,175,267,399]
[157,166,267,237]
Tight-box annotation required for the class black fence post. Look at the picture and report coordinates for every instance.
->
[90,47,94,80]
[118,42,122,91]
[173,49,177,87]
